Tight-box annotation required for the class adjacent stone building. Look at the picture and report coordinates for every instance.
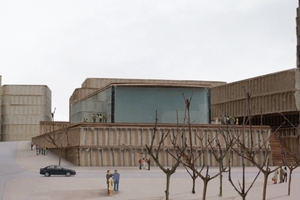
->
[0,76,52,141]
[211,68,300,157]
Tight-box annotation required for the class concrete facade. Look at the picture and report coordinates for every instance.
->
[1,85,52,141]
[211,68,300,158]
[32,123,271,167]
[211,69,300,127]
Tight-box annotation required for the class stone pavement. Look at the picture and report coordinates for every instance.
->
[1,141,300,200]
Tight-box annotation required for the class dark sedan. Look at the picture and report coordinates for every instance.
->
[40,165,76,177]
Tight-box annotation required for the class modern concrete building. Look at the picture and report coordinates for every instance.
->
[32,78,272,167]
[32,68,300,167]
[70,82,221,124]
[69,78,226,124]
[0,79,52,141]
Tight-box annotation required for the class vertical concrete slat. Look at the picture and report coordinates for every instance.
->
[102,148,109,166]
[114,148,121,166]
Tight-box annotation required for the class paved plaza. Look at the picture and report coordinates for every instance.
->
[1,141,300,200]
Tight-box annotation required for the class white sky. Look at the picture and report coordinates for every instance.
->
[0,1,298,121]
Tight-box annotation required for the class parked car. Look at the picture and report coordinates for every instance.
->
[40,165,76,177]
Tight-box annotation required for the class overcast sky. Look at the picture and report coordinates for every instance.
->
[0,1,298,121]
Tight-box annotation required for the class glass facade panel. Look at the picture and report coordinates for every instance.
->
[70,87,111,123]
[114,86,209,123]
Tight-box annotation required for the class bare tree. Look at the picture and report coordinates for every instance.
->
[208,127,235,197]
[167,95,226,200]
[276,113,300,196]
[228,125,281,200]
[228,160,261,200]
[44,129,70,165]
[229,88,281,200]
[43,108,70,165]
[145,110,183,200]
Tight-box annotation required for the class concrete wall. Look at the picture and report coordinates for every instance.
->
[2,85,52,141]
[210,69,299,119]
[40,121,70,135]
[32,123,271,167]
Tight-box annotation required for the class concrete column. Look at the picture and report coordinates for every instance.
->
[99,149,103,166]
[131,148,137,167]
[119,128,128,146]
[113,148,121,166]
[108,128,117,145]
[97,128,105,145]
[143,128,152,146]
[85,128,97,146]
[102,148,110,166]
[131,128,138,146]
[92,148,101,166]
[138,128,143,146]
[104,128,111,145]
[80,148,90,166]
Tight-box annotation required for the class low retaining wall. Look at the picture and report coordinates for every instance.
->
[32,123,271,167]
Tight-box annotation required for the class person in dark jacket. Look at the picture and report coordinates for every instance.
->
[147,158,150,170]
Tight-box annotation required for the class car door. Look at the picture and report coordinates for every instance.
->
[50,165,61,175]
[55,166,64,175]
[47,165,56,174]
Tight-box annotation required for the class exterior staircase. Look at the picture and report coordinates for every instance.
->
[269,132,299,166]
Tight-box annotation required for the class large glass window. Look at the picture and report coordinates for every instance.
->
[114,86,209,123]
[70,87,111,123]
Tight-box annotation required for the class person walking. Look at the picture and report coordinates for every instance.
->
[113,169,120,192]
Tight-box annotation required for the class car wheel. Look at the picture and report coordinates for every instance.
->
[66,172,71,177]
[45,172,50,177]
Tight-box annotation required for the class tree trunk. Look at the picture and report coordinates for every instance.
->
[262,173,268,200]
[192,177,196,193]
[202,179,208,200]
[219,162,223,196]
[165,173,171,200]
[288,170,292,195]
[58,149,62,165]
